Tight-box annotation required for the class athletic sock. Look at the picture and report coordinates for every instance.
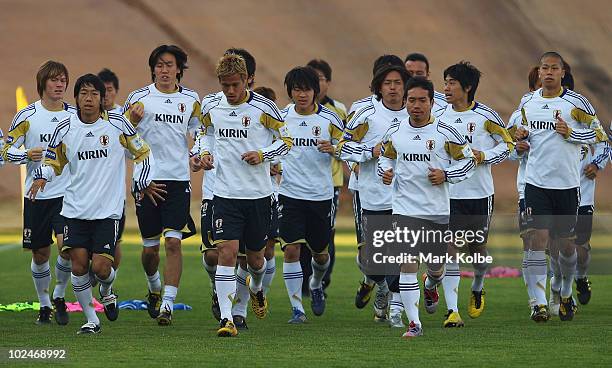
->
[71,273,99,325]
[53,255,71,299]
[232,266,250,317]
[262,257,276,294]
[160,285,178,313]
[248,258,267,293]
[215,265,236,321]
[442,260,460,312]
[309,256,330,290]
[559,251,577,298]
[283,261,304,313]
[31,259,51,308]
[399,273,420,326]
[146,271,162,293]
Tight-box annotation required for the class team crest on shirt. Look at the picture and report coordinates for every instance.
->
[425,139,435,151]
[242,116,251,127]
[178,103,186,113]
[467,122,476,133]
[312,126,322,137]
[99,135,110,147]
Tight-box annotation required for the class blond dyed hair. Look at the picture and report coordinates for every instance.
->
[215,53,248,80]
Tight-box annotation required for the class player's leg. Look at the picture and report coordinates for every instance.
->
[279,194,308,323]
[352,191,375,308]
[244,197,272,320]
[51,198,70,325]
[519,198,536,310]
[232,255,250,329]
[574,205,593,305]
[305,199,332,317]
[201,199,220,321]
[24,198,54,324]
[323,186,341,290]
[555,187,580,321]
[359,209,390,318]
[387,275,405,328]
[135,192,163,319]
[399,259,423,338]
[442,199,462,327]
[262,196,279,294]
[91,218,120,322]
[548,237,562,316]
[112,208,126,271]
[467,196,493,319]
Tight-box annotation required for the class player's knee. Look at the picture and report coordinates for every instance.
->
[165,238,182,255]
[203,250,218,266]
[91,259,112,279]
[283,244,300,262]
[31,248,50,264]
[313,252,329,265]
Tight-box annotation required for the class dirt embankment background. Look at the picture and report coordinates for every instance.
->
[1,0,610,228]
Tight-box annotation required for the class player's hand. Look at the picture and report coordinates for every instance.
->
[242,151,262,165]
[428,167,446,185]
[27,147,43,162]
[201,154,214,170]
[515,141,530,153]
[140,181,167,206]
[515,127,529,141]
[584,163,598,179]
[270,163,281,176]
[372,143,382,158]
[27,179,47,201]
[472,149,484,164]
[555,116,570,137]
[382,168,394,185]
[317,139,335,155]
[129,103,145,125]
[190,155,203,172]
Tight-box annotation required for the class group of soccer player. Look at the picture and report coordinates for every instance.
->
[1,45,608,338]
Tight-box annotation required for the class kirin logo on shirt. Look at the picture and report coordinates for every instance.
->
[178,103,186,113]
[99,135,110,147]
[312,126,322,137]
[467,122,476,133]
[425,139,435,151]
[242,116,251,127]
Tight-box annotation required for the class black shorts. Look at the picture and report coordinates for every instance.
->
[200,199,215,252]
[518,198,528,235]
[268,195,280,242]
[118,208,126,242]
[360,208,393,250]
[135,180,196,240]
[449,196,494,247]
[23,197,65,250]
[352,191,363,246]
[393,215,448,263]
[62,218,119,260]
[331,187,340,229]
[575,205,594,246]
[278,194,333,254]
[212,195,271,253]
[524,184,579,239]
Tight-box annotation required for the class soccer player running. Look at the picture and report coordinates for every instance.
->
[123,45,200,325]
[299,58,347,294]
[278,66,343,323]
[404,52,447,114]
[28,74,158,334]
[436,61,514,327]
[338,63,410,322]
[199,53,292,337]
[515,51,608,322]
[97,68,125,274]
[2,61,74,325]
[378,77,476,338]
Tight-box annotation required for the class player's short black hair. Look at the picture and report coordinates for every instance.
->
[443,61,482,103]
[284,66,320,103]
[97,68,119,90]
[405,77,434,102]
[253,86,277,102]
[404,53,430,72]
[370,64,410,100]
[225,48,256,79]
[307,59,332,81]
[148,45,188,82]
[562,71,575,91]
[372,54,404,77]
[540,51,564,68]
[74,73,106,112]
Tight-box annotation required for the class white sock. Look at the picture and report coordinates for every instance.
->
[283,261,304,313]
[95,268,116,297]
[53,256,71,299]
[71,273,99,325]
[309,256,330,290]
[215,265,236,321]
[389,292,404,317]
[527,251,548,306]
[550,255,562,292]
[424,269,444,290]
[522,251,535,303]
[161,285,178,313]
[263,257,276,294]
[576,249,590,279]
[31,259,51,307]
[399,273,420,326]
[146,271,162,293]
[559,251,577,298]
[472,254,488,292]
[232,266,250,317]
[202,255,217,291]
[442,260,460,312]
[248,258,267,293]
